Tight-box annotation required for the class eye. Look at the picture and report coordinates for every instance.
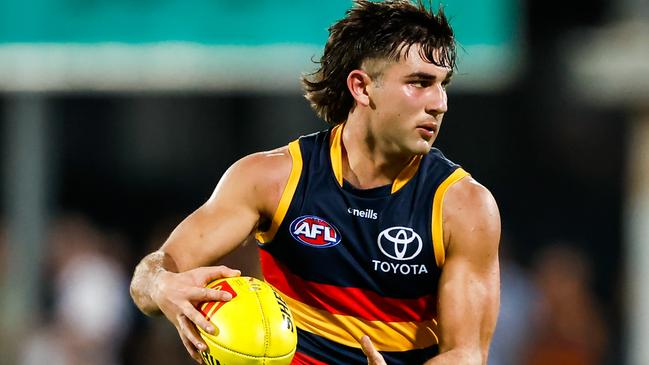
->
[409,80,432,88]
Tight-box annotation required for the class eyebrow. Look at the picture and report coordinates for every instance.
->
[404,70,454,83]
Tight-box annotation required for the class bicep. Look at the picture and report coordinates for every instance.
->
[161,198,259,273]
[436,179,501,359]
[160,153,286,272]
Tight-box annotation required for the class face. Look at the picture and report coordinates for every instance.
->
[364,45,452,156]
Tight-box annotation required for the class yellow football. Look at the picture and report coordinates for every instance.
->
[197,276,297,365]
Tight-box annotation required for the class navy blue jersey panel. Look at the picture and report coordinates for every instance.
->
[260,128,460,299]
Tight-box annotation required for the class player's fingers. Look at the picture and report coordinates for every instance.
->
[177,325,204,364]
[184,301,218,335]
[360,336,386,365]
[178,314,208,354]
[359,335,374,355]
[196,265,241,283]
[187,286,233,303]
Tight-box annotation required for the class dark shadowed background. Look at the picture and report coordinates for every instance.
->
[1,1,648,364]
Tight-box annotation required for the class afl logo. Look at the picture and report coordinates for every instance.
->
[290,215,341,248]
[377,227,423,261]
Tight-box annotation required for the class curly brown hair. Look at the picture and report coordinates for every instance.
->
[302,0,457,125]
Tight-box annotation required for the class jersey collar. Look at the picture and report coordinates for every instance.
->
[329,123,422,194]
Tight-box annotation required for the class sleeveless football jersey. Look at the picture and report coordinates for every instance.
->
[256,124,468,364]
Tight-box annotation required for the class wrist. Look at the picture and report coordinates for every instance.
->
[131,251,171,316]
[150,266,171,304]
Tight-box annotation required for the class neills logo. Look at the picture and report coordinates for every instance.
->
[347,208,378,220]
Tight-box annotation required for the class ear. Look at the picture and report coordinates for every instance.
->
[346,70,372,107]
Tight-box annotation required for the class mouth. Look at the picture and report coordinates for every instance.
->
[416,122,438,139]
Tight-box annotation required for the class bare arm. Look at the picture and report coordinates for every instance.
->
[424,177,501,365]
[360,177,500,365]
[129,147,292,363]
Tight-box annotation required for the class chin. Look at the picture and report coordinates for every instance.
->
[410,142,432,155]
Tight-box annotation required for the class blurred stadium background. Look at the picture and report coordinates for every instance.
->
[0,0,648,364]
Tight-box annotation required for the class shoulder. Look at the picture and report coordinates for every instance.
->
[444,176,498,214]
[229,145,293,179]
[230,128,328,176]
[209,145,294,219]
[442,176,500,255]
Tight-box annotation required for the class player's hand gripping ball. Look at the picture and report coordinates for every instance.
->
[197,276,297,365]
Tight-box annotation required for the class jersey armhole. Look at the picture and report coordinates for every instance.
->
[255,139,303,244]
[431,168,470,267]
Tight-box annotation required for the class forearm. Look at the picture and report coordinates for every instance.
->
[130,250,178,315]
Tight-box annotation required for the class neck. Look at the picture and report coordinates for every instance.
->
[341,117,413,189]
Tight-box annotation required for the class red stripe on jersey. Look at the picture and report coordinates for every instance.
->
[260,250,436,322]
[291,351,330,365]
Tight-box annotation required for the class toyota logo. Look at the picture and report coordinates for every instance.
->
[377,226,423,261]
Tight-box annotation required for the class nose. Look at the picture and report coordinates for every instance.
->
[425,84,448,115]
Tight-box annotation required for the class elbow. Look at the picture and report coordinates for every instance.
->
[463,350,485,365]
[435,348,485,365]
[460,345,489,365]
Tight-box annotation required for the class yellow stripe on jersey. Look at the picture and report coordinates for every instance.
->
[431,168,470,267]
[255,140,303,244]
[391,155,423,194]
[283,292,439,352]
[329,124,344,187]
